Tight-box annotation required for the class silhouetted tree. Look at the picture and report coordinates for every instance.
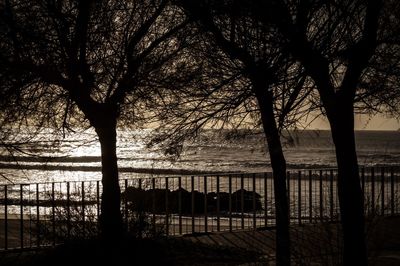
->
[0,0,198,239]
[249,0,400,264]
[156,2,313,265]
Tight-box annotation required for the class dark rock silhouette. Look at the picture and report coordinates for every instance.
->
[122,187,263,214]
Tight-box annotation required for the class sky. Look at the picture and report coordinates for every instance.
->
[309,114,400,131]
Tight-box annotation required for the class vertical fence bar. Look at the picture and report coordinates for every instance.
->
[381,167,385,215]
[391,167,395,215]
[240,174,244,230]
[51,183,56,246]
[36,184,40,247]
[287,172,291,222]
[165,177,169,236]
[178,177,182,235]
[396,167,398,213]
[191,176,195,234]
[204,176,207,233]
[252,174,256,230]
[210,177,213,232]
[4,185,8,250]
[51,182,56,246]
[139,179,143,234]
[371,167,375,214]
[309,170,312,223]
[67,182,71,239]
[27,185,32,249]
[152,178,156,233]
[361,168,365,195]
[20,184,24,249]
[29,185,32,248]
[216,175,220,232]
[319,170,323,219]
[264,173,268,227]
[96,181,100,222]
[171,178,174,236]
[124,179,128,228]
[229,175,232,232]
[330,170,334,221]
[81,181,85,239]
[361,168,365,214]
[298,171,302,224]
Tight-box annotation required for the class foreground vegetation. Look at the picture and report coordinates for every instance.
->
[1,215,400,265]
[0,236,265,266]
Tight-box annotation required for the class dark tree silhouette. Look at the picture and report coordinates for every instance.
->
[0,0,197,239]
[248,0,400,264]
[157,2,313,265]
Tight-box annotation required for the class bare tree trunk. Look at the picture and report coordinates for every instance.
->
[328,102,367,265]
[95,119,124,239]
[254,84,291,266]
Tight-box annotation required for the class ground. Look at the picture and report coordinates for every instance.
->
[1,216,400,265]
[0,237,265,266]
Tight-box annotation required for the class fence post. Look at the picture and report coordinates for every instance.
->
[252,173,256,230]
[330,170,334,221]
[204,176,208,233]
[19,184,24,249]
[391,167,395,215]
[165,177,169,236]
[298,171,302,225]
[309,170,312,223]
[36,184,40,247]
[124,179,128,229]
[371,167,375,214]
[361,167,365,215]
[4,185,8,250]
[216,175,220,232]
[152,178,156,233]
[178,177,182,235]
[264,173,268,227]
[96,181,100,223]
[81,182,85,239]
[319,170,323,219]
[50,183,56,246]
[240,174,244,230]
[67,182,71,240]
[381,167,385,215]
[229,175,232,232]
[361,167,365,195]
[191,176,195,234]
[287,171,291,223]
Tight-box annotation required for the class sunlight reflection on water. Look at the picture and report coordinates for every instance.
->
[1,129,400,183]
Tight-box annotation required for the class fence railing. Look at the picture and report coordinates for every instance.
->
[0,166,399,250]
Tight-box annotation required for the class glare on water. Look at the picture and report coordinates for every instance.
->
[0,129,400,183]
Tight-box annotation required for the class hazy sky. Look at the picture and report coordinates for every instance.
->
[309,114,400,131]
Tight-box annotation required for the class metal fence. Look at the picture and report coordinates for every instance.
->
[0,166,399,250]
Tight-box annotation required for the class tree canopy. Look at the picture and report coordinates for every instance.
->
[0,0,201,237]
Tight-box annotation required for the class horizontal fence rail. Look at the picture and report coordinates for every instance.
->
[0,166,399,250]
